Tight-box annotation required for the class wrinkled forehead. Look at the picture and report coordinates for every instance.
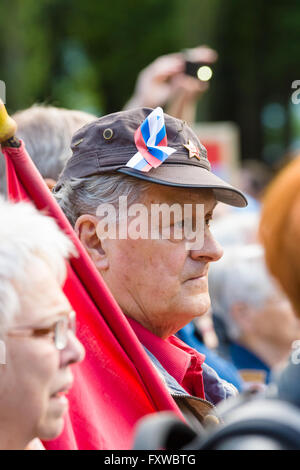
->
[141,183,217,210]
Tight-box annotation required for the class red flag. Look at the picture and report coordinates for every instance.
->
[1,140,182,449]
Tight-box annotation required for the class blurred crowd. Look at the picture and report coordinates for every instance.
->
[0,45,300,450]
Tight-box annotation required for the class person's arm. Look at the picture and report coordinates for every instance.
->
[124,46,218,124]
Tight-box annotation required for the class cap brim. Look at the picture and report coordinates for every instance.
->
[118,164,248,208]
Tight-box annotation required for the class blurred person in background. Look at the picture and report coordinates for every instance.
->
[210,210,259,246]
[0,104,97,194]
[0,198,85,450]
[208,244,300,389]
[177,315,243,391]
[259,155,300,404]
[124,45,217,124]
[239,159,274,204]
[259,155,300,317]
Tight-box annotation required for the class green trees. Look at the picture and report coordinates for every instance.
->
[1,0,299,163]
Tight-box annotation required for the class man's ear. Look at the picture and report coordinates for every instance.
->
[75,214,109,272]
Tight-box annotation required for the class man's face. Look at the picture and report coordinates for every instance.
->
[99,184,223,338]
[251,290,300,348]
[0,260,85,448]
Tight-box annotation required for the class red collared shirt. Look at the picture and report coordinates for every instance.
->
[127,317,206,399]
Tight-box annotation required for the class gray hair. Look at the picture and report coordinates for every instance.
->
[0,104,97,194]
[14,105,97,179]
[208,244,277,341]
[54,172,152,227]
[0,197,76,332]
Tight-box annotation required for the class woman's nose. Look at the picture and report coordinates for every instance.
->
[59,331,85,368]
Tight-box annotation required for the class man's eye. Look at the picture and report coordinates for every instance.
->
[174,220,184,229]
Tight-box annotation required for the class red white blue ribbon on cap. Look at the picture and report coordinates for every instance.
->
[126,107,176,172]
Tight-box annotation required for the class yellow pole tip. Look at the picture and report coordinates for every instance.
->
[0,101,17,142]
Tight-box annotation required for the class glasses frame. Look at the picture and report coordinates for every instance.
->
[6,310,76,351]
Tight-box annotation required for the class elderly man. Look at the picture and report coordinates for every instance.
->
[0,198,85,449]
[53,107,247,423]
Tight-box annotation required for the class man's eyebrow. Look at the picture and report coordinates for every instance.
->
[160,198,218,215]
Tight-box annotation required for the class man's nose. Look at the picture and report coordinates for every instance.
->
[59,331,85,368]
[189,229,223,263]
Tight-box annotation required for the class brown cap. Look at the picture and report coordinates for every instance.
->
[55,107,247,208]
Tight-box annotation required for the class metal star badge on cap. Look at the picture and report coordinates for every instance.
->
[183,139,201,161]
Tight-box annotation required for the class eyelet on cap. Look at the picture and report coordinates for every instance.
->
[103,128,114,140]
[73,138,84,147]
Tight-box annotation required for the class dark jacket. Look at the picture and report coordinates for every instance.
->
[144,347,238,432]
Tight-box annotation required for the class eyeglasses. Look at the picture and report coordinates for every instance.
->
[6,310,76,351]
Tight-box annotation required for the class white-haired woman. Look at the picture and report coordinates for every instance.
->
[0,198,85,450]
[208,244,300,387]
